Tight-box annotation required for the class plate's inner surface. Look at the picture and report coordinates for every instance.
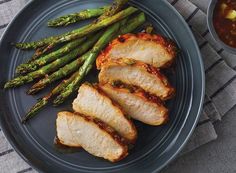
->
[0,0,202,172]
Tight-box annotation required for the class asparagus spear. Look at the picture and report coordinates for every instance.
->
[144,24,154,34]
[119,12,146,34]
[54,13,146,105]
[27,52,89,94]
[32,46,48,60]
[22,0,129,59]
[23,12,146,123]
[27,20,125,94]
[29,23,120,97]
[4,49,79,88]
[27,13,145,94]
[22,45,54,64]
[32,43,56,59]
[15,7,138,49]
[16,33,101,75]
[6,31,103,88]
[48,0,128,27]
[16,37,87,74]
[53,23,120,105]
[30,12,145,96]
[21,71,80,123]
[96,0,129,21]
[48,7,107,27]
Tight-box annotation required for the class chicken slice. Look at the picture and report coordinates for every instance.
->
[99,59,175,100]
[96,33,177,69]
[72,83,137,143]
[56,111,128,162]
[56,111,81,147]
[99,84,168,125]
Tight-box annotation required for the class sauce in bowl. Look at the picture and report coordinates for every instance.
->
[213,0,236,48]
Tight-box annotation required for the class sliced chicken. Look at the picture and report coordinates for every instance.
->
[99,59,175,100]
[99,84,168,125]
[72,83,137,143]
[56,112,81,147]
[96,33,177,69]
[56,111,128,162]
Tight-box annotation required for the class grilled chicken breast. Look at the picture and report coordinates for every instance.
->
[72,83,137,143]
[99,59,175,100]
[96,33,177,69]
[56,111,128,162]
[99,84,168,125]
[56,112,81,147]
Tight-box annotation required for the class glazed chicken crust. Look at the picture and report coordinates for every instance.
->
[72,83,137,143]
[99,83,169,125]
[56,111,128,162]
[99,58,175,100]
[96,33,178,69]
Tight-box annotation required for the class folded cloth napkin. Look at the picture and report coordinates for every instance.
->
[167,0,236,153]
[0,0,236,172]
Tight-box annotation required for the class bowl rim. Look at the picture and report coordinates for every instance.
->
[207,0,236,54]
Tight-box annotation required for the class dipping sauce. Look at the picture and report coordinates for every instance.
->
[213,0,236,48]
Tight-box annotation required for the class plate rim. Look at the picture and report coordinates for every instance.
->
[0,0,205,172]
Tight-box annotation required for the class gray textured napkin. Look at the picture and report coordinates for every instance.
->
[168,0,236,154]
[0,0,236,172]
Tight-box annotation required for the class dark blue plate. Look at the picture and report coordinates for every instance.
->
[0,0,205,172]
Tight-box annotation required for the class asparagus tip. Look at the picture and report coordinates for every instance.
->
[4,82,13,89]
[21,116,28,124]
[21,110,35,124]
[15,66,26,75]
[53,96,63,106]
[14,42,24,49]
[27,89,34,95]
[47,21,54,27]
[21,98,49,123]
[12,42,28,49]
[47,20,61,27]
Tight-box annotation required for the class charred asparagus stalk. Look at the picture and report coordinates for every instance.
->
[48,7,107,27]
[4,49,79,88]
[119,12,146,34]
[16,37,87,74]
[23,12,146,123]
[53,13,145,105]
[15,7,138,49]
[48,0,129,27]
[4,49,91,89]
[32,43,57,59]
[5,33,100,89]
[17,32,101,75]
[21,71,80,123]
[29,23,121,97]
[96,0,129,21]
[48,0,128,27]
[32,46,49,60]
[28,13,145,94]
[27,52,89,94]
[53,22,121,105]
